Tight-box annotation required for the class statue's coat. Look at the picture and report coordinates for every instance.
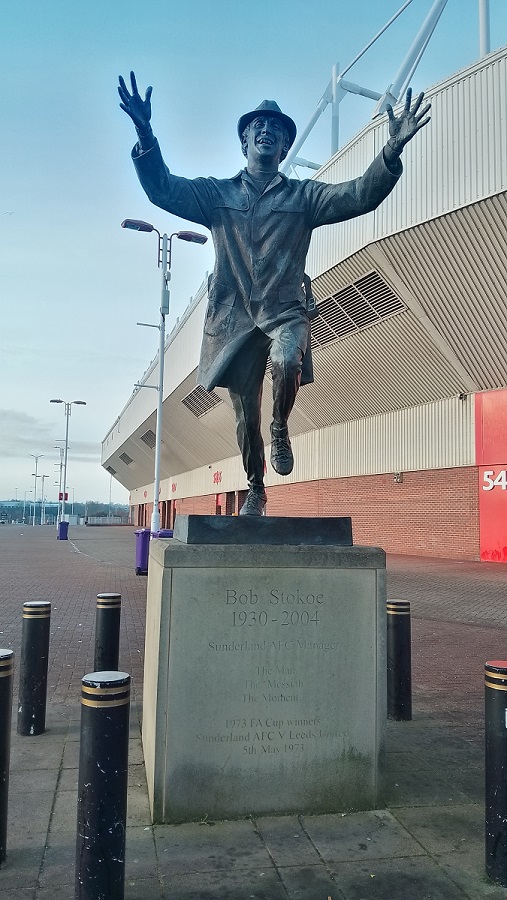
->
[132,140,401,391]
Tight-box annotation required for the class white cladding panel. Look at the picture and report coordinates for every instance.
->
[164,282,207,396]
[131,396,475,501]
[378,193,507,390]
[307,47,507,279]
[273,395,475,484]
[102,282,208,461]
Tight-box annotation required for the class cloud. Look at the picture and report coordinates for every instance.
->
[0,409,100,461]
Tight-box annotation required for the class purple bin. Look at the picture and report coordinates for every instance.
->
[134,528,151,576]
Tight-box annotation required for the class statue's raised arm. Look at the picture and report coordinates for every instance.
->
[118,71,153,141]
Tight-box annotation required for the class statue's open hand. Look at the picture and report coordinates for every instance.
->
[118,71,152,132]
[386,88,431,154]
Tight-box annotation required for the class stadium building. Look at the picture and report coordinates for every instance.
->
[102,45,507,562]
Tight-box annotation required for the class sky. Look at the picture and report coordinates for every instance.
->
[1,0,506,505]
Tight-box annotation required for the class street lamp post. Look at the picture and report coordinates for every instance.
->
[121,219,207,535]
[30,455,44,526]
[49,400,87,525]
[40,475,50,525]
[54,446,64,503]
[22,490,32,524]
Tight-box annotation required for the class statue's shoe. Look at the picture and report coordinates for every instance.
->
[270,427,294,476]
[239,490,266,516]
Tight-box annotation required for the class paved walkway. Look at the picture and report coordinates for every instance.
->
[1,524,507,898]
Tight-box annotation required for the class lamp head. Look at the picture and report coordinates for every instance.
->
[176,231,208,245]
[121,219,154,233]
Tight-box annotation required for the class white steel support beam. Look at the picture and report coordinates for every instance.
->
[374,0,450,114]
[479,0,491,56]
[282,0,452,174]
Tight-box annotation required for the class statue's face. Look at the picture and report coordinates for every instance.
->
[243,115,289,165]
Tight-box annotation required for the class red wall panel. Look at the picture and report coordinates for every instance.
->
[475,391,507,562]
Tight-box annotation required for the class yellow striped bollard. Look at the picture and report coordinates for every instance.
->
[75,671,130,900]
[387,599,412,721]
[17,601,51,736]
[485,661,507,885]
[0,650,14,863]
[94,593,122,672]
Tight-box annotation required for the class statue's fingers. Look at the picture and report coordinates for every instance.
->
[118,83,130,104]
[412,116,431,135]
[404,87,412,111]
[130,70,139,96]
[410,91,425,115]
[118,75,129,95]
[144,86,153,104]
[415,102,431,122]
[385,103,395,123]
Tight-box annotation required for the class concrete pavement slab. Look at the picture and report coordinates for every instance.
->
[0,891,37,900]
[154,818,274,876]
[301,809,426,864]
[38,836,75,889]
[255,815,320,866]
[161,868,288,899]
[385,752,484,807]
[123,876,164,899]
[0,845,45,892]
[393,803,483,855]
[435,845,507,899]
[330,856,469,898]
[276,864,339,899]
[124,825,159,881]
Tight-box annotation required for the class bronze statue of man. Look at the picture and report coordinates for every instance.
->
[119,73,430,515]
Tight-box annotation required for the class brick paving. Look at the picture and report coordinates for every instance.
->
[387,556,507,731]
[1,524,507,898]
[0,525,146,705]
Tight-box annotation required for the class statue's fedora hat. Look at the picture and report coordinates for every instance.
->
[237,100,297,148]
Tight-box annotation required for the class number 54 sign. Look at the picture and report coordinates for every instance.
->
[483,470,507,491]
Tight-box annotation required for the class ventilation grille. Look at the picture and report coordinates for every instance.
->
[106,466,117,475]
[311,271,405,348]
[140,429,156,449]
[119,452,133,466]
[181,385,223,418]
[265,271,405,376]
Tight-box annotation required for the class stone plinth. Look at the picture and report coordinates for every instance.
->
[143,534,386,824]
[173,514,353,546]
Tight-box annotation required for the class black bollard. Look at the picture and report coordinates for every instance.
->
[485,660,507,885]
[387,599,412,721]
[94,594,121,672]
[17,601,51,736]
[0,650,14,864]
[75,671,130,900]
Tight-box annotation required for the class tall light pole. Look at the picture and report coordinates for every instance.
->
[49,400,87,524]
[22,490,32,524]
[479,0,490,56]
[30,454,44,526]
[54,445,64,495]
[40,474,50,525]
[121,219,207,534]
